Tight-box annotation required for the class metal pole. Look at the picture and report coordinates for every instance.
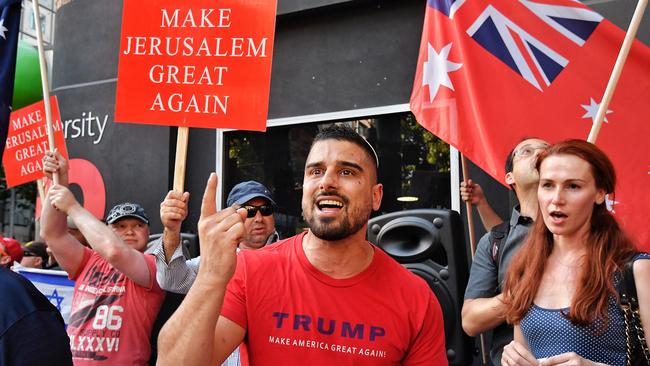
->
[8,189,16,238]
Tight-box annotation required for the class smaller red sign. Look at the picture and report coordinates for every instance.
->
[2,96,68,188]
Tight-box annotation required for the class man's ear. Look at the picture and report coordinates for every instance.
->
[505,172,515,186]
[372,183,383,211]
[35,257,43,268]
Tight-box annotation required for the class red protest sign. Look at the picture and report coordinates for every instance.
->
[115,0,278,131]
[2,96,68,188]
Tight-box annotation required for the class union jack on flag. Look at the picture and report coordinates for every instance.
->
[411,0,650,248]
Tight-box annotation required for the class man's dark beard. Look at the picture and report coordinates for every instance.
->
[306,206,371,241]
[304,190,372,241]
[307,214,368,241]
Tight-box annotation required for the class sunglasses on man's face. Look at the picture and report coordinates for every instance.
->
[243,204,274,218]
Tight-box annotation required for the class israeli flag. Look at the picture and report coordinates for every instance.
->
[14,265,75,325]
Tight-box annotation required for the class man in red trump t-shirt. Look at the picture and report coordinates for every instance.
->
[158,126,447,365]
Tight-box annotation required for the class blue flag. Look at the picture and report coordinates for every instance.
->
[0,0,21,160]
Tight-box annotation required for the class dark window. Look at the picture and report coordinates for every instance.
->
[223,112,450,238]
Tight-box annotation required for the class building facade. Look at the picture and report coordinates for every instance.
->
[36,0,650,363]
[50,0,649,237]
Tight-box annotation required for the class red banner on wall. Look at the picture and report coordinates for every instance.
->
[2,96,68,188]
[115,0,278,131]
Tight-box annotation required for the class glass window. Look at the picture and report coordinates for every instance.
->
[223,112,450,238]
[21,1,55,45]
[38,0,54,10]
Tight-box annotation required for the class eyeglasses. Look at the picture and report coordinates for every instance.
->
[243,205,274,218]
[514,144,547,159]
[23,251,37,257]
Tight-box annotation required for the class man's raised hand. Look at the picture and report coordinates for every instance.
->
[48,185,80,215]
[460,179,486,206]
[42,149,69,185]
[196,173,247,285]
[161,190,190,232]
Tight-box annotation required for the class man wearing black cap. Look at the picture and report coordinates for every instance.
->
[41,150,165,366]
[153,180,279,294]
[19,241,49,269]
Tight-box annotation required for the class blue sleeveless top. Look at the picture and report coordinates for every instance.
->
[520,253,650,366]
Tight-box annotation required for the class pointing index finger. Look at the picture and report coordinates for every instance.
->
[200,173,218,218]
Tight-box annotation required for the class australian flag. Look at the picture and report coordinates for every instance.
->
[410,0,650,247]
[0,0,21,160]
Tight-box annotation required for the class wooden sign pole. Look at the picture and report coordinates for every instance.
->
[461,155,488,365]
[173,127,189,192]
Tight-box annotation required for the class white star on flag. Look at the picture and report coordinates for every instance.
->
[0,18,8,40]
[581,98,612,123]
[422,42,462,103]
[605,194,619,213]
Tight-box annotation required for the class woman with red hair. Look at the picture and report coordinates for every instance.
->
[500,139,649,366]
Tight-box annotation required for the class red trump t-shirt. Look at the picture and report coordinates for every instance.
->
[221,232,447,365]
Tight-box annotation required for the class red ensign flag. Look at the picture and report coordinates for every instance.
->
[410,0,650,248]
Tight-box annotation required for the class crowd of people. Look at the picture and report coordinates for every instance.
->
[0,126,647,366]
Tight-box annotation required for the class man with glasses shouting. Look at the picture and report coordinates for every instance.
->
[461,138,549,365]
[153,180,279,294]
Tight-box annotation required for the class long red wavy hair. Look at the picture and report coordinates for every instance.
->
[503,139,637,327]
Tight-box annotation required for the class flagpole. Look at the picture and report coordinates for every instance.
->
[461,156,477,256]
[31,0,60,185]
[461,154,489,365]
[587,0,648,143]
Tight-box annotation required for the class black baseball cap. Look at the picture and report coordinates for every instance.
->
[22,241,48,262]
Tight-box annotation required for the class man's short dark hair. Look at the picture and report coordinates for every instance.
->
[310,125,379,171]
[505,146,517,175]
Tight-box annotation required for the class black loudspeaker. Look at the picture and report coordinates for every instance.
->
[367,209,472,365]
